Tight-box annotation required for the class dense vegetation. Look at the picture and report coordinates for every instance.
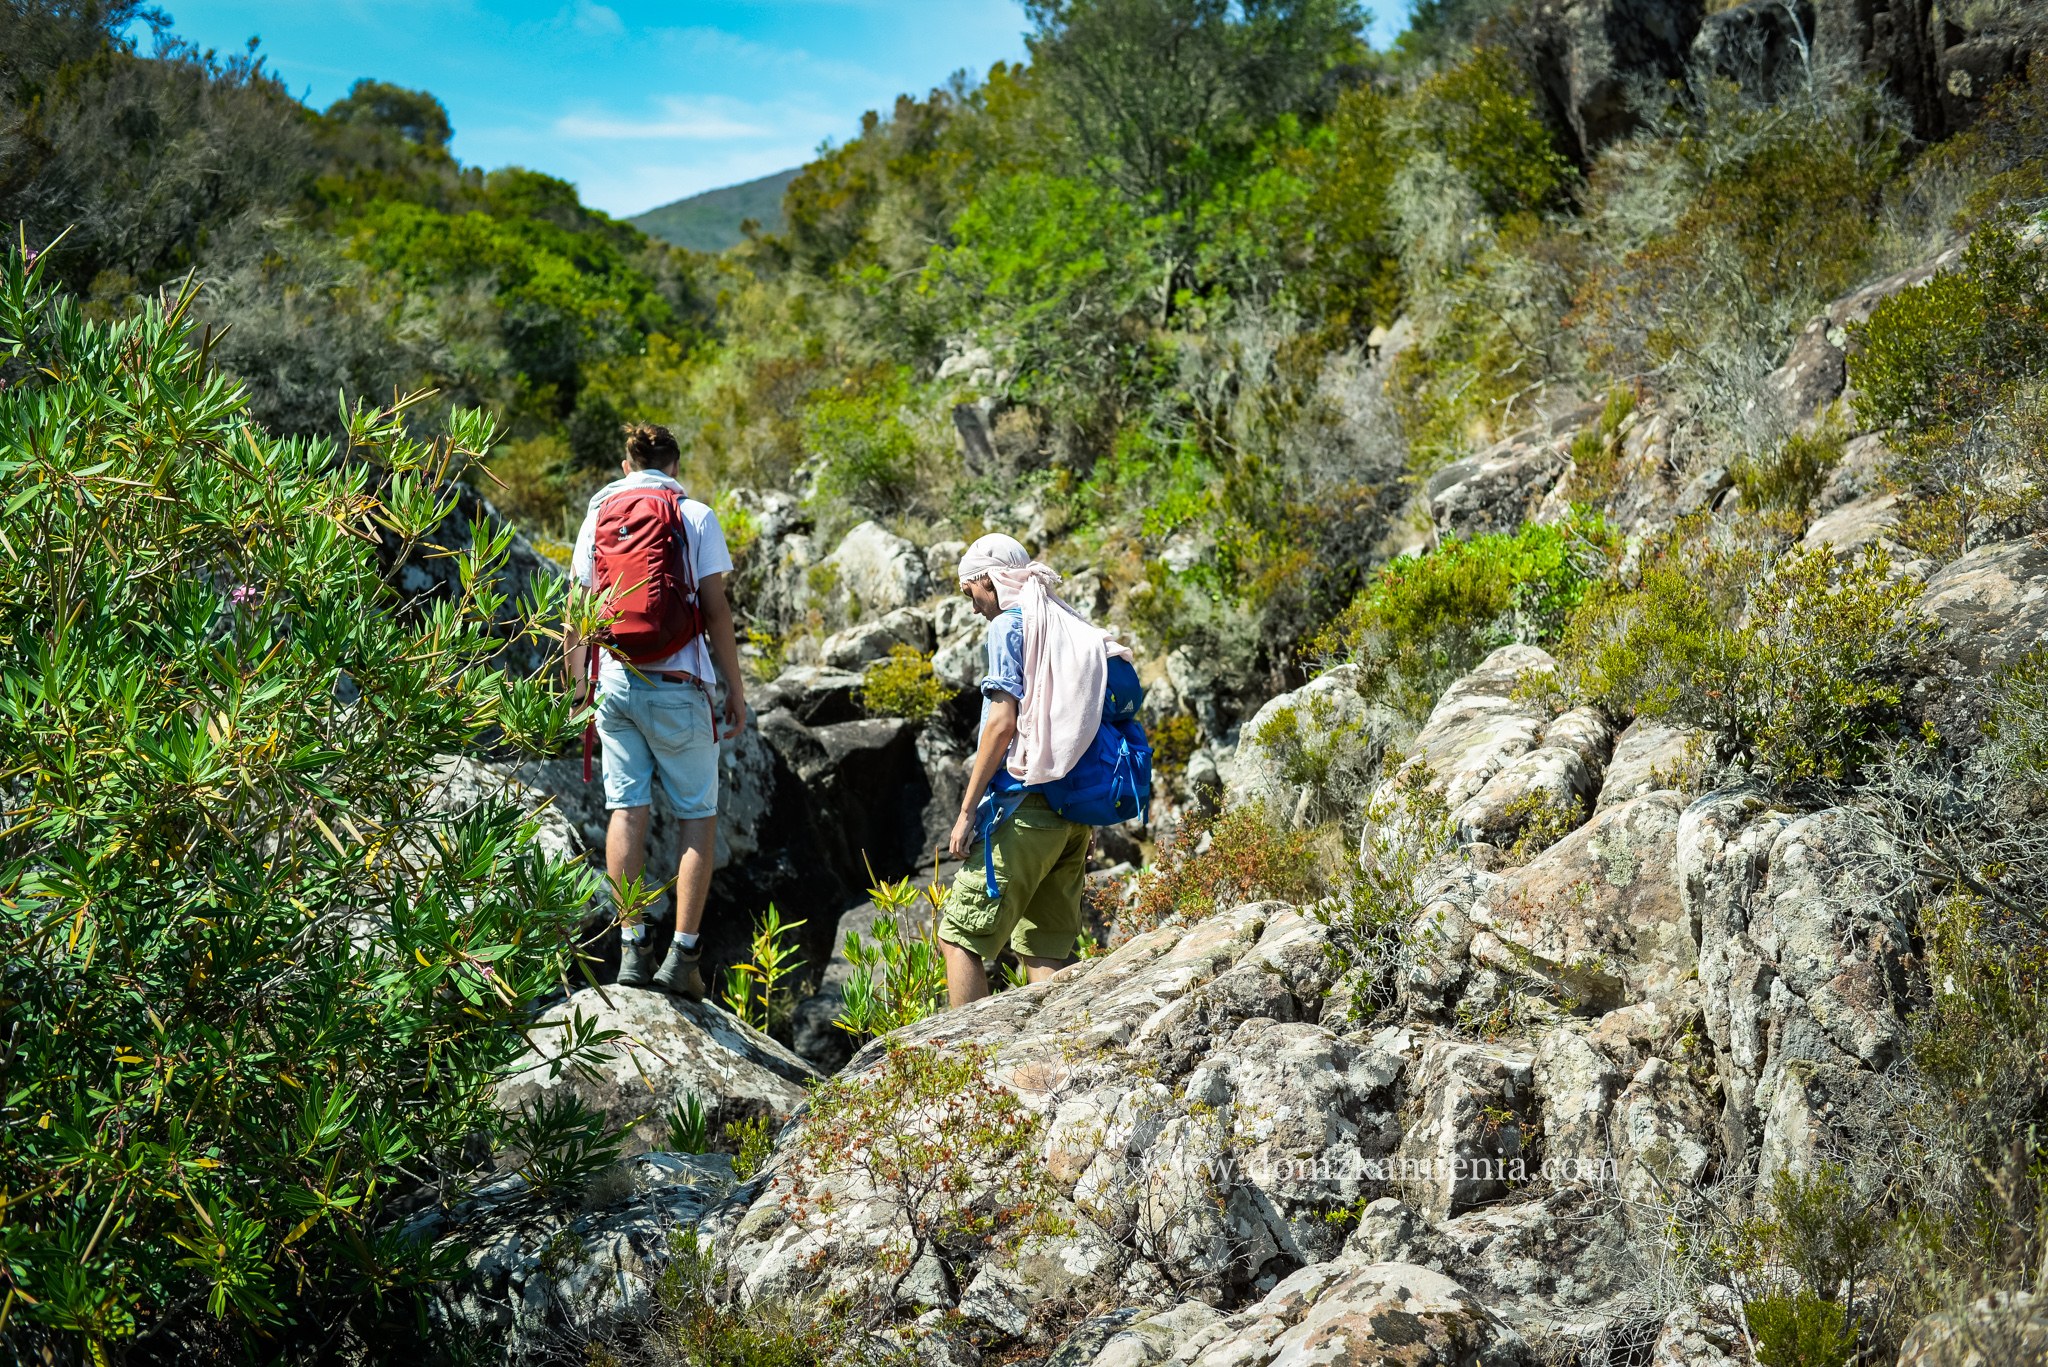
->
[0,0,711,548]
[0,247,624,1358]
[7,0,2048,1361]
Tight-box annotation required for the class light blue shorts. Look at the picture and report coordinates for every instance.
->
[594,672,719,818]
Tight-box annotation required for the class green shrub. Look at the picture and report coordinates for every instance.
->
[727,1115,777,1184]
[1730,1164,1890,1364]
[1745,1291,1857,1367]
[1564,387,1638,501]
[1850,222,2048,432]
[1149,712,1201,779]
[1311,515,1609,722]
[1313,766,1457,1021]
[1408,46,1572,219]
[784,1044,1061,1302]
[855,645,953,722]
[802,366,925,515]
[1576,75,1899,384]
[1986,645,2048,790]
[919,169,1165,424]
[1121,802,1330,941]
[1882,383,2048,559]
[0,249,598,1357]
[1499,787,1585,865]
[624,1228,829,1367]
[836,874,950,1041]
[1564,529,1933,788]
[1907,890,2048,1276]
[1250,690,1382,826]
[1731,429,1844,515]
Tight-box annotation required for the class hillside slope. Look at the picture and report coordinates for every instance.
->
[630,166,798,252]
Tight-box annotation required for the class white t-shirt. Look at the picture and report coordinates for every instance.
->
[570,470,733,690]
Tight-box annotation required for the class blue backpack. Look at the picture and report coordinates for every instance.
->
[977,656,1152,897]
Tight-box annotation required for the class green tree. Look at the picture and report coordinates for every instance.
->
[325,78,452,149]
[1025,0,1364,304]
[0,246,603,1358]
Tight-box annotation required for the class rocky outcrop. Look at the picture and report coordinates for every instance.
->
[1920,537,2048,676]
[1679,794,1913,1174]
[1226,666,1385,824]
[756,710,941,892]
[424,1152,739,1358]
[1800,489,1899,552]
[1428,443,1569,541]
[1060,1261,1530,1367]
[1897,1289,2048,1367]
[1597,721,1704,809]
[819,606,937,670]
[751,665,867,726]
[1473,792,1692,1012]
[1523,0,1706,165]
[1378,645,1558,814]
[496,986,817,1156]
[821,521,936,617]
[710,892,1723,1344]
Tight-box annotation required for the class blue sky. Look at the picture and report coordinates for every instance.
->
[147,2,1413,219]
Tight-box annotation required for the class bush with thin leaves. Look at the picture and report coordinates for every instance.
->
[1563,524,1933,789]
[1310,514,1609,722]
[0,245,604,1359]
[781,1043,1062,1311]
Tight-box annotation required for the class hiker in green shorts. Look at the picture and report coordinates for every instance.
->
[938,535,1101,1007]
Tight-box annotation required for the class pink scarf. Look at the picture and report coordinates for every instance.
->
[958,534,1132,785]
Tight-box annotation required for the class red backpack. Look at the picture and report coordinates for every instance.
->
[579,486,709,780]
[592,486,703,663]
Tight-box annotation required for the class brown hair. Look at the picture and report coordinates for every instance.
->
[622,422,680,469]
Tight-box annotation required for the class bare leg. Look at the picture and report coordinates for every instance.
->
[673,814,717,937]
[1021,955,1065,985]
[941,937,990,1008]
[606,805,653,918]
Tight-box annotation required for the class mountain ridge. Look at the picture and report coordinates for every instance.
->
[630,167,798,253]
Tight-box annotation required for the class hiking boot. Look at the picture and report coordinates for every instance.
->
[651,941,705,1001]
[616,933,659,988]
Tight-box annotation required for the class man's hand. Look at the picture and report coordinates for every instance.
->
[949,808,976,861]
[721,686,747,741]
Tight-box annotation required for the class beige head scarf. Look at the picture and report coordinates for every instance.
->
[958,533,1132,785]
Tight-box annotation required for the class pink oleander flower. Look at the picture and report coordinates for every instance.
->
[228,584,260,607]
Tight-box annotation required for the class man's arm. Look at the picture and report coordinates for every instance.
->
[949,693,1018,860]
[698,572,747,739]
[564,618,588,693]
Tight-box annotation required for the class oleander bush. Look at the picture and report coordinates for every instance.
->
[0,246,605,1361]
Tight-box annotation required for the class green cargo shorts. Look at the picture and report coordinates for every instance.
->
[938,794,1091,962]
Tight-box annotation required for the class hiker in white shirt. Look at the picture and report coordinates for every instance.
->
[565,423,746,997]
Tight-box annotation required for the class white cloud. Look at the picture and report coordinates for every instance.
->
[570,2,624,38]
[555,99,772,141]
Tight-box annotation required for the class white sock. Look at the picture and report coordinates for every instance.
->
[675,931,700,953]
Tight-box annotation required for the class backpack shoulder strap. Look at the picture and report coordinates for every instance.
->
[669,491,697,594]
